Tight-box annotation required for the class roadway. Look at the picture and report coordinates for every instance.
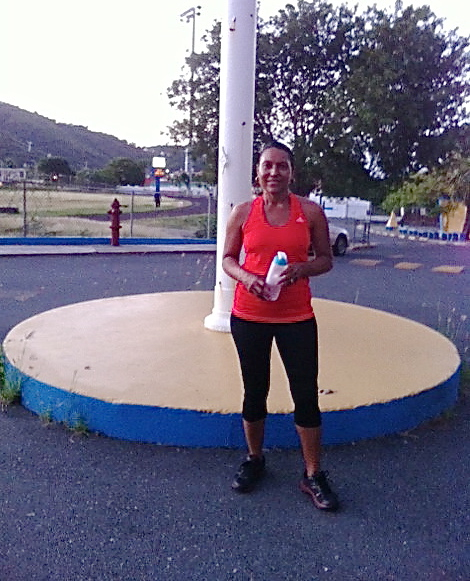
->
[0,235,468,580]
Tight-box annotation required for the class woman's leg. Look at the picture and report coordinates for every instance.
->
[242,418,265,458]
[296,425,322,476]
[274,318,322,475]
[230,316,274,455]
[276,319,339,510]
[230,316,274,492]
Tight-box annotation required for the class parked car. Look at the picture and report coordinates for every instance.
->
[329,223,349,256]
[308,222,349,257]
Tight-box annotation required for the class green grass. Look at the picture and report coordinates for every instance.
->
[0,350,21,409]
[65,416,89,436]
[151,214,208,230]
[0,349,4,388]
[0,383,21,408]
[39,409,53,425]
[460,363,470,397]
[42,205,154,218]
[0,349,90,431]
[0,187,191,235]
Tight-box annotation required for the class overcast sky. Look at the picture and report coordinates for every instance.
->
[2,0,469,147]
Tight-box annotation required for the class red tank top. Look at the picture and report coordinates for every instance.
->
[232,193,314,323]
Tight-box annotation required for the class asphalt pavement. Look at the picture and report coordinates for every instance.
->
[0,236,469,580]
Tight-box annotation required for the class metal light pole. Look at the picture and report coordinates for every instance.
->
[180,6,201,195]
[204,0,258,332]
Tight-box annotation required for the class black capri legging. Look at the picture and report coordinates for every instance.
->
[230,314,321,428]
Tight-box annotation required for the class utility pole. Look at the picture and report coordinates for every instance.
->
[180,6,201,195]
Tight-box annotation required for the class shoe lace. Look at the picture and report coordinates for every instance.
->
[311,471,333,494]
[238,456,263,475]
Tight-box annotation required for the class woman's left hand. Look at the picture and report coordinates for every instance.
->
[280,263,307,286]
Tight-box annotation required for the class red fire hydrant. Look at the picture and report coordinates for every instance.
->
[108,198,122,246]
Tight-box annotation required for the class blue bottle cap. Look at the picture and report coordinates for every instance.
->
[275,251,287,265]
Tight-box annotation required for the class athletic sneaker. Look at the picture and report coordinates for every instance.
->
[299,470,339,511]
[231,455,266,492]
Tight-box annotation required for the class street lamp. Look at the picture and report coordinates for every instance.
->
[180,6,201,195]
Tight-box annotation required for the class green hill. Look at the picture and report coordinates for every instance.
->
[0,102,185,171]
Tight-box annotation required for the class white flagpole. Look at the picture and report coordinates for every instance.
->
[204,0,258,332]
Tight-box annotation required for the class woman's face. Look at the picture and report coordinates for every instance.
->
[257,147,293,197]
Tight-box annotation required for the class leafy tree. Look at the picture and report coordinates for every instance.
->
[0,157,16,168]
[347,6,470,182]
[38,157,73,178]
[92,158,145,186]
[314,147,388,204]
[167,23,221,184]
[166,0,470,201]
[383,152,470,237]
[444,153,470,237]
[255,1,364,195]
[75,168,91,184]
[168,2,362,194]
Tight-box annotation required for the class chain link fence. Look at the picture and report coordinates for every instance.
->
[0,182,215,240]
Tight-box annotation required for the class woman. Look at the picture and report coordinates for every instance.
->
[222,141,339,511]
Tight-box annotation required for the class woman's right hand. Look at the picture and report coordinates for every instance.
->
[222,201,269,299]
[243,272,266,299]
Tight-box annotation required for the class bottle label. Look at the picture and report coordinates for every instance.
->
[264,251,288,301]
[263,283,282,301]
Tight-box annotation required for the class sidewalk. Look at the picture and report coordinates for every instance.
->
[0,239,217,256]
[0,239,375,257]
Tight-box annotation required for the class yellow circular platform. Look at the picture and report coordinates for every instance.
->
[2,291,461,446]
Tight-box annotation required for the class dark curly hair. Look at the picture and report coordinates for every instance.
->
[257,140,294,169]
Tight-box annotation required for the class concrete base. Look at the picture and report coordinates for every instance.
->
[3,292,461,447]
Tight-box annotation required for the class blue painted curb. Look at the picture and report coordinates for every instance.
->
[5,358,460,448]
[0,237,215,246]
[373,228,468,244]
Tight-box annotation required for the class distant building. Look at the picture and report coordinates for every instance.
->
[0,168,27,183]
[309,194,371,220]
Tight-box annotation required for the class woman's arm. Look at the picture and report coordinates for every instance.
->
[222,203,267,298]
[281,198,333,284]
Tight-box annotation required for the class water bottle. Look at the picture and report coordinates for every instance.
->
[264,251,288,301]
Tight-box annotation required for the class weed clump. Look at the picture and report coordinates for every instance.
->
[0,350,21,410]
